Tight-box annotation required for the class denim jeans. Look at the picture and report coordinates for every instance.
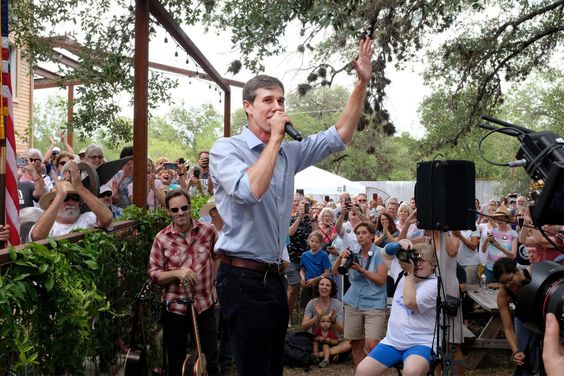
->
[216,262,289,376]
[162,306,219,375]
[514,317,542,375]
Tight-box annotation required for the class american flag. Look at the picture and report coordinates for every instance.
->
[1,0,20,245]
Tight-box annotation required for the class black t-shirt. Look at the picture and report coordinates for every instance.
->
[287,216,312,264]
[18,181,36,209]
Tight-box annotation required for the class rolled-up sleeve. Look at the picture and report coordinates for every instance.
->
[210,138,260,205]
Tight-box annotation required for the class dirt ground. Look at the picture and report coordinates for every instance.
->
[284,349,515,375]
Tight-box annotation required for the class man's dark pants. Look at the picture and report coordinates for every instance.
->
[162,306,219,375]
[216,262,289,376]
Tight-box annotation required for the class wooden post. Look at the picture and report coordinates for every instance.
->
[133,0,149,208]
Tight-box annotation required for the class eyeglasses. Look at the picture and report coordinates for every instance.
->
[29,158,41,163]
[169,205,189,214]
[64,194,81,202]
[98,191,112,198]
[358,199,367,203]
[87,155,104,160]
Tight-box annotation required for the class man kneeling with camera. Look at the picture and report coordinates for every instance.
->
[356,242,438,376]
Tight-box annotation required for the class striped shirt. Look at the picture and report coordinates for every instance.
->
[148,220,219,315]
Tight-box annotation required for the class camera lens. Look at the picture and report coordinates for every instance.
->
[515,261,564,336]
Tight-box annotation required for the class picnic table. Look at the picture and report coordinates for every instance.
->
[463,284,511,369]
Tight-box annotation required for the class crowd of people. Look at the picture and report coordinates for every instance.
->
[7,36,563,376]
[148,186,563,376]
[11,131,214,244]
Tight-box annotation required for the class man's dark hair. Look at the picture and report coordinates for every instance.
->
[493,257,517,280]
[242,75,284,103]
[120,145,134,159]
[198,151,209,159]
[165,189,191,209]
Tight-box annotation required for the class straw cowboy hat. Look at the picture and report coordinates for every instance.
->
[491,206,512,220]
[38,181,79,210]
[199,196,216,217]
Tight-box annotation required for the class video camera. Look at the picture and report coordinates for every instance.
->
[515,261,563,336]
[479,115,564,225]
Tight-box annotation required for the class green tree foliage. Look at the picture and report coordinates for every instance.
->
[12,1,563,154]
[286,86,419,180]
[148,103,223,162]
[32,94,224,162]
[418,67,563,194]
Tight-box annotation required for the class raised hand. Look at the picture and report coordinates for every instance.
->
[351,37,374,83]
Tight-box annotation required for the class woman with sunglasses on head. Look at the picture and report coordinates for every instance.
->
[494,257,542,375]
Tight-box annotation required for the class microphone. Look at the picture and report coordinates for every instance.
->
[507,159,527,167]
[285,122,303,141]
[384,242,403,256]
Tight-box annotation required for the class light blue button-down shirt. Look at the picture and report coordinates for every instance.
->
[210,126,345,263]
[343,243,387,310]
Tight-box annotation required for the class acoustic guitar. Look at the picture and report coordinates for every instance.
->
[124,281,151,376]
[181,281,208,376]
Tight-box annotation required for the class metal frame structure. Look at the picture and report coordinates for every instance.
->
[32,0,246,206]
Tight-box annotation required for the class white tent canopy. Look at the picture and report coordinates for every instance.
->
[295,166,365,195]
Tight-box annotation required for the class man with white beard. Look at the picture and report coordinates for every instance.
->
[29,161,112,241]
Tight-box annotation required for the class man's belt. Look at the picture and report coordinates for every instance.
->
[221,255,285,274]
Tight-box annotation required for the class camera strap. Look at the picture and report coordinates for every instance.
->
[362,252,374,271]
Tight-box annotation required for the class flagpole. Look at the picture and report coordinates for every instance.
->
[0,0,6,249]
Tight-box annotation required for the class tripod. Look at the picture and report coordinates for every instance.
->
[433,232,465,376]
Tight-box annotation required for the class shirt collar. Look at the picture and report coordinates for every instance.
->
[241,126,265,150]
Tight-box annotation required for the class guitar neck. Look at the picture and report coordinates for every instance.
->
[182,281,204,357]
[190,304,203,356]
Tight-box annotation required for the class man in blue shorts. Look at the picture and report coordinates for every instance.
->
[356,243,438,376]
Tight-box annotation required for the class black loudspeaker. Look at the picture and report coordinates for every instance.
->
[415,160,476,231]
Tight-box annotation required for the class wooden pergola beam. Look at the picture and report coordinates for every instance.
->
[148,61,244,88]
[34,66,62,80]
[148,0,230,92]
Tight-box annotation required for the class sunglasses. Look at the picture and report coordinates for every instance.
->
[169,205,189,214]
[29,158,41,163]
[88,155,104,160]
[64,194,81,202]
[98,191,112,198]
[59,160,69,166]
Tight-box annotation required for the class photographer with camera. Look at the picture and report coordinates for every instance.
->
[356,243,438,376]
[331,221,387,368]
[494,257,543,375]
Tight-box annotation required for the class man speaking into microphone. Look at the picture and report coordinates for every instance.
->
[210,37,374,375]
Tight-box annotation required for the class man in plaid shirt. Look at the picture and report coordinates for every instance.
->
[148,189,220,375]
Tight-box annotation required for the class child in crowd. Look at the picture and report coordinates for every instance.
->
[312,315,339,368]
[300,231,332,307]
